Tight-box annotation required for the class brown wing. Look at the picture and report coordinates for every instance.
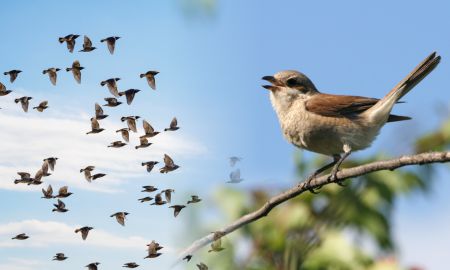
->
[163,154,174,167]
[83,35,92,48]
[142,120,153,134]
[170,117,178,128]
[107,39,115,54]
[0,81,5,91]
[146,75,156,90]
[49,71,57,86]
[139,136,148,145]
[72,68,81,84]
[95,103,103,117]
[58,186,68,195]
[91,118,100,130]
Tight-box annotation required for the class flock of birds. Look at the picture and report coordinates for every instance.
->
[2,34,233,270]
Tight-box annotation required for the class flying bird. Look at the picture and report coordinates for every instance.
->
[187,195,202,204]
[58,34,80,53]
[159,154,179,173]
[108,141,126,148]
[75,226,93,240]
[141,185,158,192]
[33,101,48,112]
[0,81,12,96]
[43,68,61,86]
[86,118,105,134]
[110,212,129,226]
[55,186,73,198]
[183,255,192,262]
[14,172,33,184]
[28,168,44,186]
[116,128,130,142]
[140,70,159,90]
[151,193,167,205]
[95,103,108,119]
[229,156,242,167]
[119,89,140,105]
[123,262,139,268]
[66,60,84,83]
[80,166,96,182]
[100,78,121,97]
[85,262,100,270]
[12,233,29,240]
[145,240,163,259]
[14,96,32,112]
[164,117,179,131]
[161,189,175,203]
[3,70,22,83]
[41,184,54,199]
[142,120,160,137]
[103,97,122,107]
[121,116,140,132]
[141,161,159,173]
[227,169,243,184]
[79,35,96,52]
[52,199,69,213]
[169,205,185,217]
[101,36,120,54]
[53,253,68,261]
[135,136,152,149]
[138,196,153,203]
[197,263,209,270]
[43,157,58,171]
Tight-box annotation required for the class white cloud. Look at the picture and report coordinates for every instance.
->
[0,258,46,270]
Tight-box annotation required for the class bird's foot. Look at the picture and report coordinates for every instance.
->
[328,169,346,187]
[304,173,321,194]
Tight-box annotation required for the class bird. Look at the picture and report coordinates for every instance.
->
[14,172,34,185]
[41,184,54,199]
[0,81,12,96]
[151,192,167,205]
[208,231,225,253]
[85,262,100,270]
[141,185,158,192]
[58,34,80,53]
[142,120,160,137]
[169,205,185,217]
[12,233,29,240]
[33,101,48,112]
[43,68,61,86]
[95,103,108,119]
[145,240,163,259]
[79,35,96,52]
[123,262,139,268]
[183,255,192,262]
[141,161,159,173]
[54,186,73,198]
[14,96,32,112]
[110,212,129,226]
[187,195,202,204]
[197,263,209,270]
[227,169,243,184]
[140,71,159,90]
[121,116,140,132]
[43,157,58,171]
[103,97,122,107]
[164,117,179,131]
[161,189,175,203]
[28,169,44,185]
[135,136,152,149]
[86,118,105,134]
[80,166,96,182]
[75,226,93,240]
[100,36,120,54]
[262,52,441,186]
[100,78,121,97]
[229,156,242,167]
[108,141,126,148]
[119,89,140,105]
[52,199,69,213]
[66,60,84,83]
[53,253,68,261]
[41,159,51,177]
[138,196,153,203]
[116,128,130,142]
[3,70,22,83]
[159,154,179,173]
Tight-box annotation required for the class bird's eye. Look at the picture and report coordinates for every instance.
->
[286,78,298,87]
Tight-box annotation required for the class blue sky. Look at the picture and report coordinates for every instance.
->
[1,0,449,269]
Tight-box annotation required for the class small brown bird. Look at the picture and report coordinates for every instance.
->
[44,157,58,171]
[140,71,159,90]
[110,212,129,226]
[151,193,167,205]
[141,161,159,173]
[142,120,160,137]
[135,136,152,149]
[108,141,127,148]
[52,199,69,213]
[101,36,121,54]
[75,226,93,240]
[66,60,84,84]
[121,116,140,132]
[43,68,61,86]
[41,161,51,177]
[12,233,29,240]
[100,78,121,97]
[85,262,100,270]
[53,253,68,261]
[164,117,179,131]
[119,89,140,105]
[145,240,163,259]
[103,97,122,107]
[14,96,32,112]
[79,35,96,52]
[138,196,153,203]
[141,185,158,192]
[33,101,48,112]
[80,166,96,182]
[14,172,33,184]
[41,184,54,199]
[87,118,105,134]
[123,262,139,268]
[161,189,175,203]
[169,205,185,217]
[95,103,108,119]
[197,263,208,270]
[0,81,12,96]
[58,34,80,53]
[4,70,22,83]
[187,195,202,204]
[55,186,73,198]
[159,154,179,173]
[116,128,130,142]
[183,255,192,262]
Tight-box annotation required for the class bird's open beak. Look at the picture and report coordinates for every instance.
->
[262,75,282,91]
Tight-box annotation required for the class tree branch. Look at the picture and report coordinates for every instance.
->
[175,151,450,263]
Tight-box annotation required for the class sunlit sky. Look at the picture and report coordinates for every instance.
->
[1,1,450,269]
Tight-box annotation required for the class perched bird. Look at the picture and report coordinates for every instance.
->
[140,71,159,90]
[43,68,60,86]
[3,70,22,83]
[14,96,32,112]
[75,226,93,240]
[138,196,153,203]
[135,136,152,149]
[55,186,73,198]
[52,199,69,213]
[103,97,122,107]
[100,36,121,54]
[197,263,208,270]
[66,60,84,84]
[12,233,29,240]
[0,81,12,96]
[43,157,58,171]
[110,212,129,226]
[142,120,160,137]
[227,169,243,184]
[151,193,167,206]
[80,35,96,52]
[121,116,140,132]
[108,141,126,148]
[141,161,159,173]
[58,34,80,53]
[123,262,139,268]
[164,117,179,131]
[208,231,225,253]
[41,184,54,199]
[95,103,108,119]
[262,52,441,185]
[86,118,105,134]
[119,89,140,105]
[53,253,68,261]
[183,255,192,262]
[229,156,242,167]
[145,240,163,259]
[85,262,100,270]
[159,154,179,173]
[100,78,121,97]
[187,195,202,204]
[141,185,158,192]
[169,205,185,217]
[161,189,175,203]
[116,128,130,142]
[33,101,48,112]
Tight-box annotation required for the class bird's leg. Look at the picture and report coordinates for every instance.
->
[329,144,352,184]
[305,155,341,194]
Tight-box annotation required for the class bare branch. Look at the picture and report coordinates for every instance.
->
[175,151,450,264]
